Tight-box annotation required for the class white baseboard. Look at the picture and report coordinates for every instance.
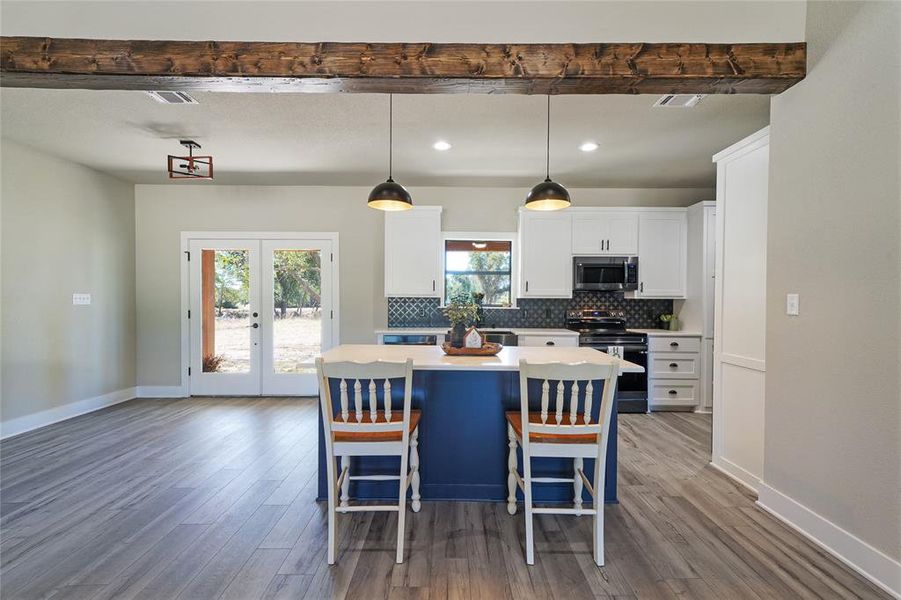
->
[1,387,137,439]
[757,483,901,599]
[136,386,187,398]
[710,456,761,493]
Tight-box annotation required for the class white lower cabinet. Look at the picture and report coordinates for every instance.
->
[517,335,578,348]
[647,334,702,411]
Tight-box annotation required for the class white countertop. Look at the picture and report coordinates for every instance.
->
[627,329,703,337]
[322,344,644,373]
[375,328,579,337]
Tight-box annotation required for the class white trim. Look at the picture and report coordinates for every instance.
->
[710,456,761,493]
[440,231,518,309]
[179,231,340,398]
[757,483,901,599]
[712,126,771,164]
[1,387,136,439]
[136,386,187,398]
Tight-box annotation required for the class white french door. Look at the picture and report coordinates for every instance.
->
[187,235,336,396]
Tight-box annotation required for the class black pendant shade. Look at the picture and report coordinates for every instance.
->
[525,177,572,211]
[526,95,571,211]
[368,177,413,211]
[369,94,412,211]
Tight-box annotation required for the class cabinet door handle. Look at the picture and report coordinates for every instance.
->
[525,281,529,292]
[640,282,644,293]
[669,362,678,368]
[546,341,555,346]
[432,280,436,291]
[668,390,678,395]
[670,341,679,348]
[606,239,610,251]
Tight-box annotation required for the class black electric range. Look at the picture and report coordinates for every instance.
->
[565,309,649,413]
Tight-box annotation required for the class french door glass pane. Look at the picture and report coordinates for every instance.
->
[272,249,322,373]
[201,249,251,373]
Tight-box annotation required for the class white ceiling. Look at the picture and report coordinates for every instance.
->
[0,89,770,187]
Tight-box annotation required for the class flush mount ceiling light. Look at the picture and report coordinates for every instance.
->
[433,140,452,151]
[525,96,571,211]
[167,140,213,180]
[368,94,413,211]
[579,141,599,152]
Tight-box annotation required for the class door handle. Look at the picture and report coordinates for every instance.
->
[252,323,259,329]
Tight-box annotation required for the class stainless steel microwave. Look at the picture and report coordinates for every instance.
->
[573,256,639,291]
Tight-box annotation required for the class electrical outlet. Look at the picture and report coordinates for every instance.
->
[545,308,552,319]
[418,307,426,317]
[786,293,800,316]
[72,293,91,305]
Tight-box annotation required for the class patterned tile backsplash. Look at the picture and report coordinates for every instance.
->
[387,293,674,329]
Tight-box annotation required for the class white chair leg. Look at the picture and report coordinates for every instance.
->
[523,456,535,565]
[573,457,584,515]
[396,439,410,564]
[507,425,518,515]
[410,427,421,513]
[340,456,350,508]
[327,457,338,565]
[594,458,605,566]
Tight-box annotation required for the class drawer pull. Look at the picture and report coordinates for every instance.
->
[668,390,678,395]
[546,341,555,346]
[669,363,678,368]
[670,341,679,347]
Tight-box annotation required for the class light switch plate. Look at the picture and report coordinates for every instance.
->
[786,293,799,316]
[73,293,92,305]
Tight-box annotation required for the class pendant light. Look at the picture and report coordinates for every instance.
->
[368,94,413,211]
[525,95,571,211]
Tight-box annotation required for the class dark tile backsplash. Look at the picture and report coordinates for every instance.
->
[387,292,673,329]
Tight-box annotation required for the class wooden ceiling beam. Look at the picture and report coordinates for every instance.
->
[0,37,806,94]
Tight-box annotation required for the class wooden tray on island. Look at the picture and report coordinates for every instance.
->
[441,342,503,356]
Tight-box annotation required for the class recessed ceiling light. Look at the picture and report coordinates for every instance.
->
[579,141,599,152]
[433,140,452,151]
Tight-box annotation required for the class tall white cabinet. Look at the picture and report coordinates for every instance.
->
[682,201,716,412]
[384,206,443,297]
[712,127,769,492]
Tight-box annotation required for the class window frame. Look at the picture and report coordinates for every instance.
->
[440,231,518,309]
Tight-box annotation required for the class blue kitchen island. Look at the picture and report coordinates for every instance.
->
[316,344,643,505]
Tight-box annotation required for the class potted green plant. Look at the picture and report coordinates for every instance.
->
[443,293,480,348]
[658,312,680,331]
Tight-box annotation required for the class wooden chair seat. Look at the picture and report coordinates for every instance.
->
[505,411,599,443]
[334,409,421,442]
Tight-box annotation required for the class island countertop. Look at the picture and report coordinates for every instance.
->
[321,344,643,372]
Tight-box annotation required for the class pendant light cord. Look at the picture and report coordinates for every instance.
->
[388,94,394,181]
[545,95,551,181]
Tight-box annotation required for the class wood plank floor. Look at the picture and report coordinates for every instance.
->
[0,398,889,599]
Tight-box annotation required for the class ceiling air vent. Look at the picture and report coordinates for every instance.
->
[146,91,198,105]
[653,94,705,108]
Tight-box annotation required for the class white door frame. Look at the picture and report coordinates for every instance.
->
[179,231,340,397]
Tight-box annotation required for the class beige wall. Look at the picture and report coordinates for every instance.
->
[1,1,805,43]
[1,140,136,431]
[765,0,900,564]
[134,185,710,386]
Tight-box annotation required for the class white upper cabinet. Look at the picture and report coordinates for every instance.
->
[518,209,572,298]
[636,211,687,298]
[571,210,638,255]
[384,206,442,297]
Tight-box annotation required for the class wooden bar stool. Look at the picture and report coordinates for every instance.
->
[316,357,421,565]
[505,358,619,566]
